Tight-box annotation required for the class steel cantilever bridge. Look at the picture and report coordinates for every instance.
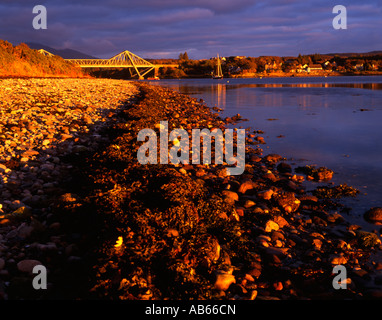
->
[38,49,178,79]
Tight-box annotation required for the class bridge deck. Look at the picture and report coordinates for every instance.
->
[66,59,178,69]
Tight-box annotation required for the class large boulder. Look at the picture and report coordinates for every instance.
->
[364,207,382,223]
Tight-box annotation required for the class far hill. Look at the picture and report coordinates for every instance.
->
[0,40,85,77]
[324,50,382,57]
[25,42,98,59]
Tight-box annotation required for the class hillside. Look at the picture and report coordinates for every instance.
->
[325,50,382,57]
[25,42,97,59]
[0,40,84,77]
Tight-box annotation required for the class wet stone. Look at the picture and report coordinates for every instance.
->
[17,259,42,274]
[214,271,236,291]
[364,207,382,223]
[277,162,292,173]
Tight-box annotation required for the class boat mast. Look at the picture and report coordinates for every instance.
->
[216,53,223,78]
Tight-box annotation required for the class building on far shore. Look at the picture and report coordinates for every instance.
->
[354,64,364,71]
[306,64,323,72]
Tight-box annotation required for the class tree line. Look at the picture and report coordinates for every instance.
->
[154,51,382,78]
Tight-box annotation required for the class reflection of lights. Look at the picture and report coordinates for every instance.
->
[211,83,226,109]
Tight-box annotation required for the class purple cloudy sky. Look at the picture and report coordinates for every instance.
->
[0,0,381,59]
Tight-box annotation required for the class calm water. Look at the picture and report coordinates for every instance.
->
[149,76,382,230]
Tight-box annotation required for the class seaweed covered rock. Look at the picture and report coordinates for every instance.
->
[273,191,300,213]
[313,184,360,199]
[355,231,382,248]
[295,165,334,181]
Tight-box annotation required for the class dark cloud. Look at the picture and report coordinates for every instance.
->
[0,0,381,59]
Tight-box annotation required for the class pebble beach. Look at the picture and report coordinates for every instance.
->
[0,78,138,208]
[0,78,381,300]
[0,78,138,298]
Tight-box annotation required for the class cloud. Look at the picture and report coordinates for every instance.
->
[105,0,256,14]
[147,8,214,24]
[0,0,381,59]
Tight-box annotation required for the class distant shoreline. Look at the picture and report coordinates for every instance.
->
[232,71,382,78]
[1,71,382,80]
[158,71,382,80]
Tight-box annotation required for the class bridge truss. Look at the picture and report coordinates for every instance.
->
[66,50,155,79]
[37,49,54,57]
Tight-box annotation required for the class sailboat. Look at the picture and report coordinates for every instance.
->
[213,54,223,79]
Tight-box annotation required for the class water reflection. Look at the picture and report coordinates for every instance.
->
[159,81,382,110]
[214,83,226,109]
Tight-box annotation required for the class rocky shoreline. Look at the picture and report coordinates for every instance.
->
[0,78,381,300]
